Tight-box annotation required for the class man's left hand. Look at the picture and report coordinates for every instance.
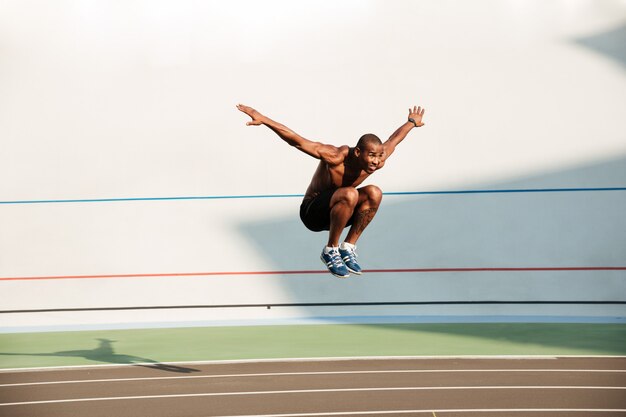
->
[408,105,425,127]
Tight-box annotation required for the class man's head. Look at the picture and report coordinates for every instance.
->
[355,133,384,174]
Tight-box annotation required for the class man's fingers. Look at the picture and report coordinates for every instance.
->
[237,103,253,113]
[409,105,424,115]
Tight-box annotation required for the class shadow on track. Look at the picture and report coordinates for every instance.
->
[0,338,200,373]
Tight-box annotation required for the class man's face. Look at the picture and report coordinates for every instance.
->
[357,143,384,174]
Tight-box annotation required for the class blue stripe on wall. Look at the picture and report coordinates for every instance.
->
[1,187,625,205]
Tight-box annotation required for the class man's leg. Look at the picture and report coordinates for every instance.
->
[344,185,383,245]
[327,187,359,247]
[338,185,382,275]
[320,187,358,278]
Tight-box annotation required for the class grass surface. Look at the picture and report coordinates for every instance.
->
[1,323,625,369]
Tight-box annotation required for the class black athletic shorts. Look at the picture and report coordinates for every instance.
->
[299,189,355,232]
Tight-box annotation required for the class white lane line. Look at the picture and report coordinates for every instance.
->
[205,410,626,417]
[3,354,626,373]
[1,386,625,407]
[0,355,571,373]
[2,369,625,387]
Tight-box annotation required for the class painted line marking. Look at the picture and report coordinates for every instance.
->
[2,266,625,281]
[2,187,625,205]
[8,354,626,373]
[3,369,625,387]
[1,386,625,407]
[205,410,626,416]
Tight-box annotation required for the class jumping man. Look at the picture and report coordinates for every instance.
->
[237,104,426,278]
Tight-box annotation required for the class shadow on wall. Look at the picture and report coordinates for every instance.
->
[0,339,200,373]
[236,155,626,305]
[574,22,626,69]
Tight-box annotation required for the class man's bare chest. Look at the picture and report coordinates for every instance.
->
[328,164,369,188]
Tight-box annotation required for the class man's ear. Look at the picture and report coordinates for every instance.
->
[354,147,361,157]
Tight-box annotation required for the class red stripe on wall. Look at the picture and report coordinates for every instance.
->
[1,267,625,281]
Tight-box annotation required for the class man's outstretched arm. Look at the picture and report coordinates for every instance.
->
[237,104,343,164]
[382,105,425,160]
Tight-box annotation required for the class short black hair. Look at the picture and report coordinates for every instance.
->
[356,133,382,150]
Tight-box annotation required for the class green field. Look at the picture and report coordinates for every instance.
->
[1,323,625,369]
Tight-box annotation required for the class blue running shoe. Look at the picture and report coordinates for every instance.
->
[339,245,362,275]
[320,247,350,278]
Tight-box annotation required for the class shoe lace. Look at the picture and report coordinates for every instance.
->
[342,247,358,263]
[329,249,344,267]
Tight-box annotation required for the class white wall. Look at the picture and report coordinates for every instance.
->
[1,0,625,331]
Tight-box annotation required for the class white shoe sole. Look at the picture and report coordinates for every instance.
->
[346,266,362,275]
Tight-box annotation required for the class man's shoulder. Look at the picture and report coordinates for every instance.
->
[335,145,351,159]
[321,145,350,166]
[338,145,350,152]
[325,144,350,153]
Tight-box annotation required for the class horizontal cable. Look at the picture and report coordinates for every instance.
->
[1,266,625,281]
[1,187,625,205]
[2,300,625,314]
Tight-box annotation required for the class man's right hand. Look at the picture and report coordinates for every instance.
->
[237,104,264,126]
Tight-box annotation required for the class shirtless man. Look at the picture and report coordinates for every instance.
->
[237,104,425,278]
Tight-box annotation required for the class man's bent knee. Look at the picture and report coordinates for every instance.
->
[361,185,383,205]
[333,187,359,208]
